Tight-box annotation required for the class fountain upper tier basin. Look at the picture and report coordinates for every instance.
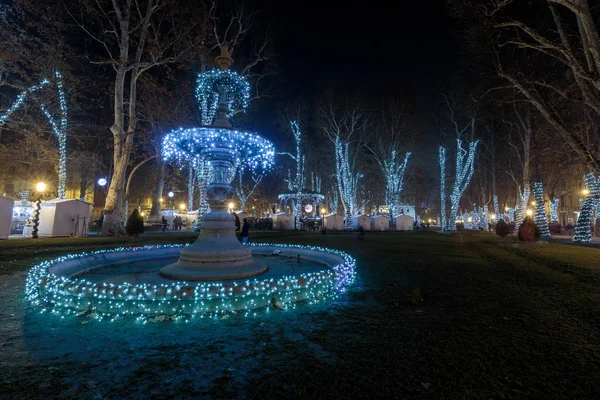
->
[26,244,356,318]
[162,126,275,169]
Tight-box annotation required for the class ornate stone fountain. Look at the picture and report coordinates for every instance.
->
[25,47,356,320]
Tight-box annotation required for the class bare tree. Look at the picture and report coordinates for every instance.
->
[65,0,208,235]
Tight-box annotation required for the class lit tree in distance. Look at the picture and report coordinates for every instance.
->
[550,198,559,223]
[327,184,339,215]
[235,171,263,211]
[367,97,413,224]
[279,120,305,192]
[0,72,68,199]
[381,150,411,220]
[439,146,447,231]
[318,96,367,229]
[440,139,479,231]
[532,181,550,239]
[278,120,306,228]
[573,173,600,242]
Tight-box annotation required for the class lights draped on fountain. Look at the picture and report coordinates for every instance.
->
[26,46,357,320]
[26,243,356,322]
[159,45,275,281]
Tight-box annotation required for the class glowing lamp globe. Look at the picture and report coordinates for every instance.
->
[526,209,533,216]
[97,178,107,186]
[304,204,313,213]
[36,182,46,192]
[168,191,174,198]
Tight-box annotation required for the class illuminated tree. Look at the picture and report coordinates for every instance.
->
[440,139,479,231]
[367,98,413,224]
[0,72,68,198]
[318,94,367,228]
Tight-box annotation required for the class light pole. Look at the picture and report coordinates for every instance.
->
[168,191,174,210]
[32,182,46,239]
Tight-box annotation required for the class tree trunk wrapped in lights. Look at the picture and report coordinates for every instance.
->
[550,198,559,223]
[439,146,447,231]
[441,139,479,231]
[1,72,68,199]
[515,184,531,227]
[573,173,600,242]
[493,194,499,219]
[379,150,411,227]
[532,181,550,239]
[335,137,362,229]
[327,185,339,215]
[187,164,196,211]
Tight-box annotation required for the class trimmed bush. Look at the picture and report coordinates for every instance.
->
[495,219,509,238]
[126,209,145,236]
[518,217,540,242]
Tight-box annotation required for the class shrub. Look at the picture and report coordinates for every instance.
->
[518,217,540,242]
[126,209,145,236]
[495,219,509,238]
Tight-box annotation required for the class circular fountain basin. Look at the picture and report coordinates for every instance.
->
[26,244,356,319]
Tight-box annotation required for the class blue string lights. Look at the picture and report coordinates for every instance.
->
[439,139,479,231]
[196,69,250,125]
[438,146,447,231]
[381,150,411,221]
[573,173,600,242]
[550,198,559,223]
[162,127,275,173]
[532,181,550,239]
[26,243,356,322]
[0,72,68,198]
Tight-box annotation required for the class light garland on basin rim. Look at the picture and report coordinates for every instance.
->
[162,127,275,173]
[25,243,356,322]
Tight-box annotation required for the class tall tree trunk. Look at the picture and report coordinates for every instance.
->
[150,159,165,218]
[102,136,131,235]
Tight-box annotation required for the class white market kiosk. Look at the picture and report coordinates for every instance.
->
[352,215,371,231]
[38,199,92,237]
[323,213,344,230]
[0,195,14,239]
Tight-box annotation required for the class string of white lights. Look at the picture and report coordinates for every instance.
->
[26,243,356,322]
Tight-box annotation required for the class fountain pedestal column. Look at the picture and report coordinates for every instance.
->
[160,149,267,281]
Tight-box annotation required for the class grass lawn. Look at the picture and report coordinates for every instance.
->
[1,231,599,399]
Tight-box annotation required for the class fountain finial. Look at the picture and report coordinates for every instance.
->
[215,43,234,70]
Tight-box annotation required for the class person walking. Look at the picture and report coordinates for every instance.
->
[161,217,167,232]
[241,218,250,244]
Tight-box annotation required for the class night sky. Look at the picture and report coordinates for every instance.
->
[253,0,459,140]
[268,1,455,101]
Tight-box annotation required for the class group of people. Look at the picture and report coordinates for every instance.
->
[160,216,186,232]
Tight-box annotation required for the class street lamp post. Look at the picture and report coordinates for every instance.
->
[32,182,46,239]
